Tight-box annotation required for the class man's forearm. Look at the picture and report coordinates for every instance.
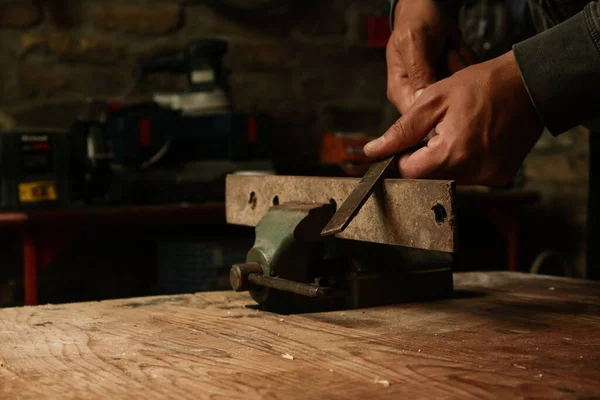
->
[513,2,600,135]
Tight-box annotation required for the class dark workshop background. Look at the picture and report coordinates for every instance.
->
[0,0,591,306]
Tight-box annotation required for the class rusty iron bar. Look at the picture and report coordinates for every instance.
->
[225,174,456,252]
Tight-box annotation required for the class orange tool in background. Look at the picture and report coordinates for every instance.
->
[319,131,373,177]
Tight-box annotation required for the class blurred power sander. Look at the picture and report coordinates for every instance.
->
[141,39,232,116]
[71,39,273,205]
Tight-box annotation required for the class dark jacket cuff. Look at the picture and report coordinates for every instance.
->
[513,3,600,136]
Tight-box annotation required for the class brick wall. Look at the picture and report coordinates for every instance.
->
[0,0,394,165]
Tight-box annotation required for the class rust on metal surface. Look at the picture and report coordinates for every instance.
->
[321,155,396,237]
[226,175,456,253]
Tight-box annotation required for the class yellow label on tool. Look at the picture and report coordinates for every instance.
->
[18,181,58,203]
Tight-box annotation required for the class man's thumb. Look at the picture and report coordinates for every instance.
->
[364,97,437,158]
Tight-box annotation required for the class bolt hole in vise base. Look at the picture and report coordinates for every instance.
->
[226,174,456,313]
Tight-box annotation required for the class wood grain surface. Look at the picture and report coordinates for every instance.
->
[0,272,599,399]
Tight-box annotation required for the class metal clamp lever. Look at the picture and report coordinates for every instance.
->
[230,263,341,298]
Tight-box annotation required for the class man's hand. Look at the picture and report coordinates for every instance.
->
[365,50,544,186]
[388,0,477,114]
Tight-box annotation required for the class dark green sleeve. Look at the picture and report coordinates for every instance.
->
[513,2,600,136]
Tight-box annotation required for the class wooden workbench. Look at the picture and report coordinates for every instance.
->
[0,272,598,399]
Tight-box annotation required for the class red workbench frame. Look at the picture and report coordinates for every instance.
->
[0,203,226,305]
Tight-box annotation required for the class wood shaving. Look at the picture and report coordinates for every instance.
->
[373,378,391,387]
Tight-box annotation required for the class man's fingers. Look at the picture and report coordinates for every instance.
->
[387,73,416,114]
[364,95,441,158]
[386,43,418,113]
[397,138,446,179]
[398,31,437,92]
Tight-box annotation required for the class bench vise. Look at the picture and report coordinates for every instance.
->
[226,174,456,312]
